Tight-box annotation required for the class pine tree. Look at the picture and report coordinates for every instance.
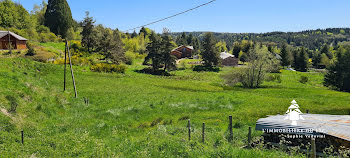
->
[139,27,146,38]
[320,44,332,59]
[81,11,95,53]
[201,32,220,67]
[292,48,299,69]
[109,30,125,65]
[177,32,187,46]
[232,42,241,58]
[144,32,162,72]
[44,0,73,38]
[312,51,322,68]
[131,30,137,38]
[161,31,176,72]
[296,47,309,72]
[187,33,193,46]
[280,43,291,68]
[324,47,350,92]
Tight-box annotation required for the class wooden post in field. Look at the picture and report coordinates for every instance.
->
[64,41,67,91]
[229,116,233,142]
[187,119,191,141]
[67,42,78,98]
[248,126,252,148]
[8,29,12,53]
[311,138,316,158]
[21,130,24,144]
[202,122,205,143]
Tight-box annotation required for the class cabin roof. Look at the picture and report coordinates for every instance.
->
[0,31,27,41]
[172,45,194,51]
[220,52,235,59]
[256,114,350,141]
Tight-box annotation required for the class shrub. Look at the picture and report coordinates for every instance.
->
[265,74,282,83]
[221,69,244,87]
[193,65,220,72]
[299,76,309,84]
[125,51,137,65]
[25,43,36,56]
[31,51,57,63]
[90,63,126,73]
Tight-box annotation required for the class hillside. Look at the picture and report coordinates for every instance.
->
[1,58,350,157]
[171,28,350,50]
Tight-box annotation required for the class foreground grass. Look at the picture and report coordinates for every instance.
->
[0,58,349,157]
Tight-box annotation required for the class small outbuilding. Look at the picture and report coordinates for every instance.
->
[170,45,193,59]
[220,52,239,66]
[0,31,27,50]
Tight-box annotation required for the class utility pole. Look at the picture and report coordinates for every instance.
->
[64,41,67,91]
[67,41,78,98]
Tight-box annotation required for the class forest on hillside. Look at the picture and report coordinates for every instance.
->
[171,28,350,51]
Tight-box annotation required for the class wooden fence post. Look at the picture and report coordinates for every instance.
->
[67,42,78,98]
[21,130,24,144]
[248,126,252,148]
[188,119,191,141]
[229,116,233,142]
[202,122,205,143]
[311,138,316,158]
[63,41,67,92]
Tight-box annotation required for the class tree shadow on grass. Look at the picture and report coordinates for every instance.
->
[134,68,173,76]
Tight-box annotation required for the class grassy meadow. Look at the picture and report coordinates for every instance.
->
[0,57,350,157]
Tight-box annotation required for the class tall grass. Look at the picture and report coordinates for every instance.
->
[0,57,348,157]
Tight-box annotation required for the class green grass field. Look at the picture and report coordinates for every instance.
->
[0,57,349,157]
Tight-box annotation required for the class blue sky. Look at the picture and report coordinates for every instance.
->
[20,0,350,33]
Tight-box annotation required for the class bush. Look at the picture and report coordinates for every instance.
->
[221,68,244,87]
[90,63,126,73]
[265,74,282,83]
[193,65,220,72]
[25,43,36,56]
[299,76,309,84]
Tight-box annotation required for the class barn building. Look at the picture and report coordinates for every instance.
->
[0,31,27,50]
[170,45,193,59]
[220,52,239,66]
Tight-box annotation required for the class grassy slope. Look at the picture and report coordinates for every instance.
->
[1,58,349,157]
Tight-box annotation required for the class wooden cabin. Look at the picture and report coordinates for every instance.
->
[170,45,193,59]
[220,52,238,66]
[0,31,27,50]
